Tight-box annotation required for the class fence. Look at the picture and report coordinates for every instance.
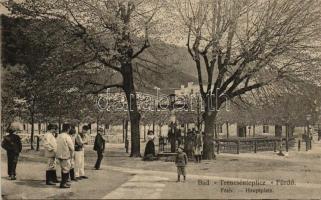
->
[158,136,296,155]
[215,137,296,154]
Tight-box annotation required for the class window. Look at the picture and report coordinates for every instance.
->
[263,125,269,133]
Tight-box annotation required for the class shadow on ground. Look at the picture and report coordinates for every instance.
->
[14,179,49,188]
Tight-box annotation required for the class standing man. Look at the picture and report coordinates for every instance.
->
[1,125,22,180]
[74,125,89,180]
[68,127,78,182]
[56,124,74,188]
[168,122,176,153]
[43,124,59,185]
[93,127,105,170]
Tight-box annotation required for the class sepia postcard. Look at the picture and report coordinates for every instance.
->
[1,0,321,199]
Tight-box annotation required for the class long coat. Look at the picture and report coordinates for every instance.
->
[94,134,105,152]
[56,132,74,160]
[1,133,22,154]
[43,132,57,158]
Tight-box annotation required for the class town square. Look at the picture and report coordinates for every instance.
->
[1,0,321,199]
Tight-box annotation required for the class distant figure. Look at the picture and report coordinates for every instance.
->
[175,146,188,182]
[176,128,182,147]
[94,127,105,170]
[143,130,156,161]
[185,129,194,158]
[43,124,59,185]
[56,124,74,188]
[194,132,203,163]
[1,125,22,180]
[168,122,176,153]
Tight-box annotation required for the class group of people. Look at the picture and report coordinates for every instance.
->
[173,129,204,183]
[1,123,106,189]
[185,128,204,163]
[167,123,183,153]
[166,124,204,163]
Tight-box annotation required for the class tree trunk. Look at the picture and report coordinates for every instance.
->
[226,121,229,138]
[123,119,125,143]
[38,123,41,135]
[253,125,256,137]
[30,112,34,150]
[203,111,217,160]
[122,62,141,157]
[143,124,146,142]
[96,115,99,135]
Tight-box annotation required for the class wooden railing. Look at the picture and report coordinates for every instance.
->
[214,137,296,154]
[158,136,296,155]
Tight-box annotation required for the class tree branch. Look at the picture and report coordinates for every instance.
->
[85,82,123,94]
[132,39,150,58]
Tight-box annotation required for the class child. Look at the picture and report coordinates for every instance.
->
[175,146,188,182]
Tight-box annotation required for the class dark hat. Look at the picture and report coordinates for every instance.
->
[69,127,76,135]
[97,126,104,133]
[82,125,89,131]
[62,124,71,133]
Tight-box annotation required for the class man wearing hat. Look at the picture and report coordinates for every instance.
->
[93,126,105,170]
[43,124,59,185]
[56,124,74,188]
[1,124,22,180]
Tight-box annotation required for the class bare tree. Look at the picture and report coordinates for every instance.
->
[174,0,321,159]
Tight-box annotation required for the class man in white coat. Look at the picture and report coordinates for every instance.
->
[74,125,89,180]
[56,124,74,188]
[43,124,59,185]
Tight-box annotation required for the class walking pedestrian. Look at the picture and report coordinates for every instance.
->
[193,131,203,163]
[1,125,22,180]
[175,146,188,182]
[43,124,59,185]
[74,125,89,180]
[93,127,105,170]
[56,124,74,188]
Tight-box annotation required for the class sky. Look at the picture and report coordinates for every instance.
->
[0,3,9,15]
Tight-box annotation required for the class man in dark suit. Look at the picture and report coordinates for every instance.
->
[94,127,105,170]
[168,122,177,153]
[1,125,22,180]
